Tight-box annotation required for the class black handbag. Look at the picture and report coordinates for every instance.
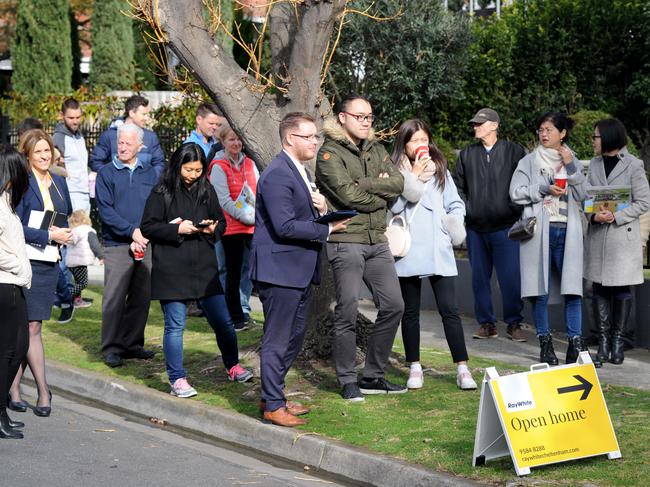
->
[508,216,537,241]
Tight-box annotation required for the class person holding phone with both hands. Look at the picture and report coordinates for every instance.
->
[141,143,253,399]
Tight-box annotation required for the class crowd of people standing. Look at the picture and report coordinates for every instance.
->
[1,92,648,436]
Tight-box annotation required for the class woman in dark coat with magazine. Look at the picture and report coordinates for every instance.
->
[584,118,650,365]
[141,143,252,399]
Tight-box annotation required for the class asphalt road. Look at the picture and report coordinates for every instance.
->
[2,387,353,487]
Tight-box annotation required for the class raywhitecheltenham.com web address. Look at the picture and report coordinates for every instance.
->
[521,447,579,462]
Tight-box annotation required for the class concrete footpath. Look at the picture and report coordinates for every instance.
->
[357,301,650,392]
[65,265,649,486]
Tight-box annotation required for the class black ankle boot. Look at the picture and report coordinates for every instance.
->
[611,297,633,365]
[539,335,558,365]
[593,294,611,365]
[565,336,579,364]
[0,408,24,439]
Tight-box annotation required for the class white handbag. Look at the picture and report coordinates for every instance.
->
[385,194,424,258]
[385,214,412,257]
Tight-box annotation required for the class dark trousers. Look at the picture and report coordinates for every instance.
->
[101,245,152,356]
[466,228,523,326]
[69,266,89,298]
[221,234,252,325]
[0,284,29,408]
[399,275,468,364]
[257,282,312,412]
[327,242,404,385]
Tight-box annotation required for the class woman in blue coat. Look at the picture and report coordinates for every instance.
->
[390,119,476,391]
[8,130,72,418]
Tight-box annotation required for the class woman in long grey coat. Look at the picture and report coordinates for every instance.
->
[509,112,592,366]
[584,118,650,365]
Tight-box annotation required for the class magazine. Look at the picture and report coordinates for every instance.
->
[234,181,255,214]
[583,185,631,214]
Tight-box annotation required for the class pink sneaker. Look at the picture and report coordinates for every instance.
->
[170,377,197,398]
[73,296,92,309]
[227,364,253,383]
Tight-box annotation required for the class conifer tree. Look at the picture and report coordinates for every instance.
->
[12,0,73,98]
[89,0,135,91]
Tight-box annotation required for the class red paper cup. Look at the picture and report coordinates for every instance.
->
[554,177,567,189]
[133,249,145,261]
[415,145,429,159]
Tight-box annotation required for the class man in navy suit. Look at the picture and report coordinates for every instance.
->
[250,112,348,427]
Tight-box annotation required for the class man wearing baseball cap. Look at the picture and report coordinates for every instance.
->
[452,108,526,341]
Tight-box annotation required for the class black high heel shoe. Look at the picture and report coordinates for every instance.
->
[33,390,52,418]
[0,409,24,439]
[7,394,28,413]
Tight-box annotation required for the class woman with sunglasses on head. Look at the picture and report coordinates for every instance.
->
[0,146,31,438]
[141,143,252,398]
[509,112,595,366]
[584,118,650,365]
[8,130,73,418]
[390,119,476,391]
[208,125,259,332]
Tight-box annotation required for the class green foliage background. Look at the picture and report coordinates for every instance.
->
[12,0,72,99]
[88,0,135,91]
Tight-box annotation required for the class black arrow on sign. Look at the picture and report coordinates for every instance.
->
[557,375,593,401]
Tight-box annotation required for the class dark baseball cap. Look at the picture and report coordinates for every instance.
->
[469,108,500,124]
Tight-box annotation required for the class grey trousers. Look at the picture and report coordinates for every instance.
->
[101,245,152,356]
[326,242,404,384]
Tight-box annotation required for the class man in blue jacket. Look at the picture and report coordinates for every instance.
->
[183,103,225,158]
[90,95,165,176]
[251,112,348,427]
[95,123,159,368]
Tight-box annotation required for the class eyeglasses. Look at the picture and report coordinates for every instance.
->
[536,127,557,135]
[343,112,375,124]
[291,133,322,142]
[592,135,601,139]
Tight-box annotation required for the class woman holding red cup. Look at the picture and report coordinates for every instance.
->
[389,119,477,391]
[509,112,597,366]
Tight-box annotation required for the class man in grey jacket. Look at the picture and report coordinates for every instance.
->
[53,98,90,213]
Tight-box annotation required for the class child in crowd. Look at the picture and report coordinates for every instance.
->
[65,210,103,308]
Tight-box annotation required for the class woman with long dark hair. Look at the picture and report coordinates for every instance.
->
[9,130,73,418]
[141,143,252,398]
[390,119,476,390]
[509,112,594,366]
[0,146,31,438]
[585,118,650,365]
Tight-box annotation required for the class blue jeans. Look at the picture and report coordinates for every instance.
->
[161,294,239,383]
[466,228,523,326]
[532,225,582,338]
[215,240,252,318]
[55,247,73,306]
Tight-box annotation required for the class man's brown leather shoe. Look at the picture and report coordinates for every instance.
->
[262,407,306,427]
[258,400,310,416]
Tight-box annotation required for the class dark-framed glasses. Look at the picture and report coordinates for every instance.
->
[343,112,375,124]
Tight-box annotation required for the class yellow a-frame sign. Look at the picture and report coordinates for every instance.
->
[473,352,620,476]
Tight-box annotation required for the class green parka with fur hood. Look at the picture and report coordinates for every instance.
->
[315,118,404,244]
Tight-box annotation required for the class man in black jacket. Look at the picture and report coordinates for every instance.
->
[453,108,526,341]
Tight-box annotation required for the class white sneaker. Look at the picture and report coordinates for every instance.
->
[407,367,424,389]
[456,371,477,390]
[170,377,197,398]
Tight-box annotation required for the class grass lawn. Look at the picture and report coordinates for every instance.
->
[42,286,649,487]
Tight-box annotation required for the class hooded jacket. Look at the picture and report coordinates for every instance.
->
[89,118,165,176]
[53,121,89,194]
[315,118,404,244]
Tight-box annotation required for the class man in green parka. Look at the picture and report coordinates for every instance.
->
[316,94,406,402]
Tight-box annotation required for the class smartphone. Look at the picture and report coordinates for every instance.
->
[195,221,213,228]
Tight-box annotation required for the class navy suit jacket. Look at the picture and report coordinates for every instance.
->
[17,172,73,249]
[250,151,329,288]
